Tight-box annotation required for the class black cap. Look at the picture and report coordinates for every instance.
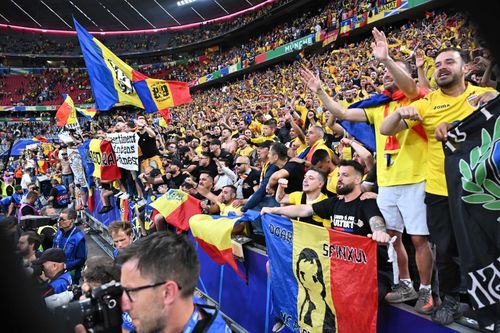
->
[257,140,274,149]
[33,248,66,265]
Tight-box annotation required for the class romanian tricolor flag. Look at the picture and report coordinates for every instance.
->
[76,107,97,120]
[149,189,201,232]
[73,18,146,111]
[262,214,378,333]
[158,108,171,127]
[189,214,246,281]
[33,135,49,143]
[56,94,78,127]
[133,78,192,113]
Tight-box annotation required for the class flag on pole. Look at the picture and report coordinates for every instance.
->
[73,18,146,110]
[56,94,78,127]
[133,78,192,113]
[76,107,97,120]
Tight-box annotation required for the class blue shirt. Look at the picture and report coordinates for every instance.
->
[50,271,72,294]
[52,226,87,281]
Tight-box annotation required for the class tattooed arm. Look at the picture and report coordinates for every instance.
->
[368,216,391,243]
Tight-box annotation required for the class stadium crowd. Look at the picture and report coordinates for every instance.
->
[1,3,500,333]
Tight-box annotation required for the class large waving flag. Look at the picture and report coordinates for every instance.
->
[73,18,146,110]
[56,94,78,127]
[262,214,378,333]
[76,106,97,120]
[189,213,246,281]
[133,78,192,113]
[149,189,201,232]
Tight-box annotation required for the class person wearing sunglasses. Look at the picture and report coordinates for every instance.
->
[52,208,87,282]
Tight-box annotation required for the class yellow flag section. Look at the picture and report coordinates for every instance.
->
[88,139,102,179]
[149,189,201,232]
[189,214,246,281]
[293,221,337,333]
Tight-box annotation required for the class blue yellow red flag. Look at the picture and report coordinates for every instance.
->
[133,78,192,113]
[73,18,146,110]
[56,94,78,127]
[76,106,97,120]
[149,189,201,232]
[262,213,379,333]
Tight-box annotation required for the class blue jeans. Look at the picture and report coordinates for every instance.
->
[62,174,74,190]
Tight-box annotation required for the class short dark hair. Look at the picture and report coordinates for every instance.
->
[339,159,364,176]
[435,47,468,63]
[209,139,221,147]
[311,149,330,166]
[26,191,38,201]
[83,256,121,285]
[307,166,327,185]
[117,232,200,299]
[21,230,41,249]
[270,142,288,160]
[222,185,237,195]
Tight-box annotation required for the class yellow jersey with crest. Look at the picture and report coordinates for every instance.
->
[406,83,496,196]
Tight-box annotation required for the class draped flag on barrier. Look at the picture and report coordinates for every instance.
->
[189,213,246,281]
[262,214,378,333]
[443,97,500,327]
[149,189,201,232]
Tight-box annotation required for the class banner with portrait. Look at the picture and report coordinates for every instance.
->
[262,214,378,333]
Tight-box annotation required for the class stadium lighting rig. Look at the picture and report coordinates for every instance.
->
[177,0,197,6]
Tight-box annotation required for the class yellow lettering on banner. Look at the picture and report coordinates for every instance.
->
[89,139,102,179]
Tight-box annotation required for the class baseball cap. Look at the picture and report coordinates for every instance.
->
[33,248,66,265]
[257,140,274,149]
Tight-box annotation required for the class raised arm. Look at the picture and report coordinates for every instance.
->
[300,67,367,122]
[371,27,419,100]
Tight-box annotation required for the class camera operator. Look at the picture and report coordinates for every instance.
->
[33,248,73,297]
[76,232,230,333]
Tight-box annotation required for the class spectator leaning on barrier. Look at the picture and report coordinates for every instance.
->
[300,27,435,315]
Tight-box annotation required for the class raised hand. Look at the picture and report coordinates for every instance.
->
[397,106,422,121]
[299,65,322,94]
[371,27,389,61]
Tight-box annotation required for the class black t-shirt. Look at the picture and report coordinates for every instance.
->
[191,161,218,180]
[138,131,160,159]
[161,172,187,189]
[240,169,260,199]
[214,149,234,168]
[282,161,305,194]
[312,195,392,272]
[312,195,376,235]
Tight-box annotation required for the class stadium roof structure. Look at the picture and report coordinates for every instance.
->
[0,0,276,34]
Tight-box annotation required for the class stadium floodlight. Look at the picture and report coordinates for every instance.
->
[177,0,197,6]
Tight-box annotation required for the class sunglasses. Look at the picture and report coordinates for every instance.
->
[235,162,247,166]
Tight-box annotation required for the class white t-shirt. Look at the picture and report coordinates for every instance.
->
[20,172,32,190]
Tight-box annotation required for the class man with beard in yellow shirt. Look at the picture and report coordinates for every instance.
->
[381,47,499,326]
